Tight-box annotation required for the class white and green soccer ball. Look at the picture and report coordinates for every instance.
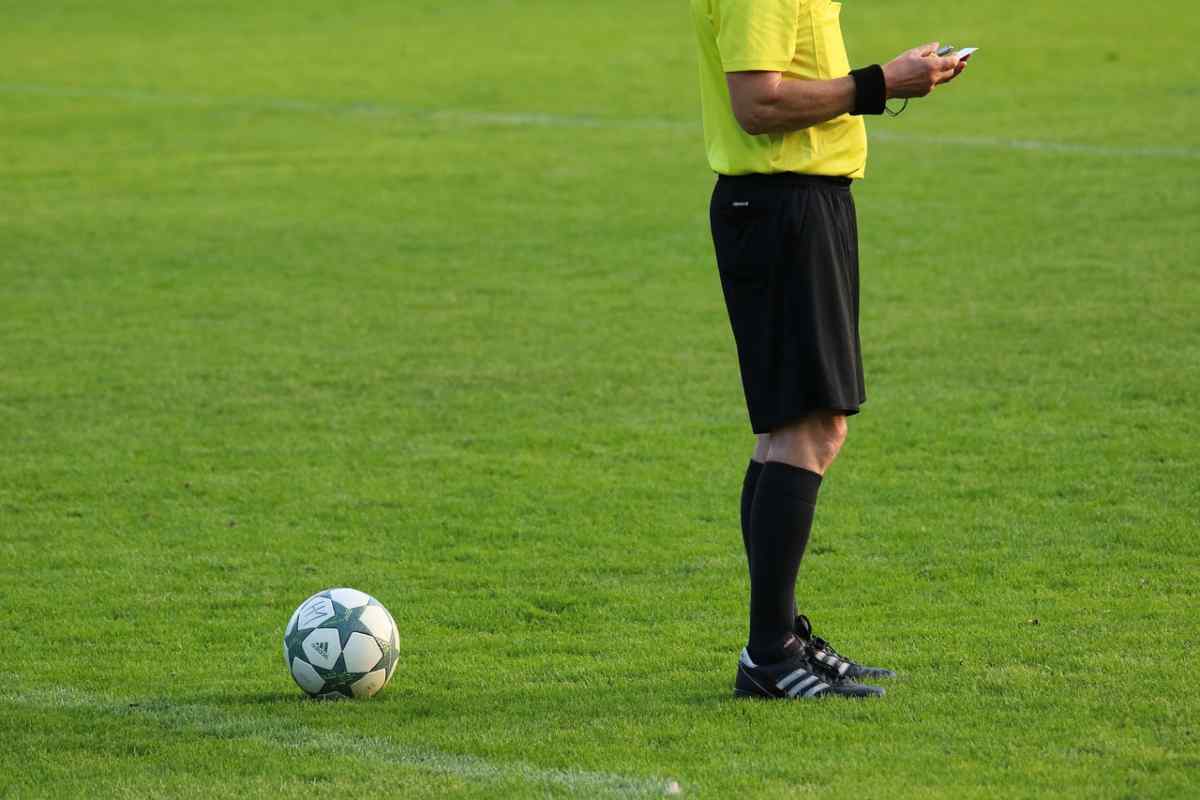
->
[283,588,399,699]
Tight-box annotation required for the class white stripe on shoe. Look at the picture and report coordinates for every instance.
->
[777,669,810,691]
[803,682,830,697]
[785,675,821,697]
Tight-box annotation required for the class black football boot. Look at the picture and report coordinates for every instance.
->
[734,638,885,700]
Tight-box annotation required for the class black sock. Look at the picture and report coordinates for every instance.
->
[747,462,823,664]
[740,459,799,627]
[739,460,764,574]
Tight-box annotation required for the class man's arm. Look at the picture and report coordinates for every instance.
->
[726,42,966,136]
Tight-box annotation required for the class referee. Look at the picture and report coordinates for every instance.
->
[691,0,968,699]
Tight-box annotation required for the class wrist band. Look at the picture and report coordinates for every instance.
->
[849,65,887,116]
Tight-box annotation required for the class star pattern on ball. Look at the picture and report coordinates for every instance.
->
[284,590,399,699]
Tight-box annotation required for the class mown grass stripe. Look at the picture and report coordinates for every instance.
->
[2,82,1199,160]
[1,685,673,798]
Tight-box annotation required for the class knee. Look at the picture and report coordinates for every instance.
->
[766,411,848,473]
[825,414,848,453]
[813,413,848,464]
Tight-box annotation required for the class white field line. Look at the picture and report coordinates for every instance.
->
[3,81,1199,161]
[2,684,672,798]
[870,130,1200,160]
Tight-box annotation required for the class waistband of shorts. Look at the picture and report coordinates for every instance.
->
[715,172,853,191]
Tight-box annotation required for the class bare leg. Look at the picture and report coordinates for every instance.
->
[765,412,847,474]
[752,433,770,464]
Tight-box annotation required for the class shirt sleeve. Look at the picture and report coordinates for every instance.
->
[716,0,799,73]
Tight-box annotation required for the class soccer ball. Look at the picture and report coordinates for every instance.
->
[283,588,399,699]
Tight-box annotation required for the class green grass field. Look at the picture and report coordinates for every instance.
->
[2,1,1198,797]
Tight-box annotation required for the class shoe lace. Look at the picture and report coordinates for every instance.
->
[805,636,856,681]
[811,636,847,662]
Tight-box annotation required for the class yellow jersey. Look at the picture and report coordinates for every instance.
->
[691,0,868,178]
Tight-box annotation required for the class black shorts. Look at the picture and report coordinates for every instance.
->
[709,172,865,434]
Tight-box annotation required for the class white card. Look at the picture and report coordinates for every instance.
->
[955,47,978,60]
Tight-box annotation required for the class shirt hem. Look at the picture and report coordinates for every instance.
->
[713,167,866,180]
[721,59,794,73]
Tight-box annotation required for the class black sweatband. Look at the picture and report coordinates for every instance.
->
[849,65,887,116]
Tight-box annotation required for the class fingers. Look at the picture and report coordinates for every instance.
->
[932,55,961,83]
[886,45,967,96]
[936,61,968,86]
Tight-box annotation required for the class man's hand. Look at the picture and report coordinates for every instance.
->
[883,42,966,99]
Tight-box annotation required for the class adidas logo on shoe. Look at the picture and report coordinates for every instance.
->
[733,647,883,700]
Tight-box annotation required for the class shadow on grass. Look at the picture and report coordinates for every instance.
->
[166,690,304,708]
